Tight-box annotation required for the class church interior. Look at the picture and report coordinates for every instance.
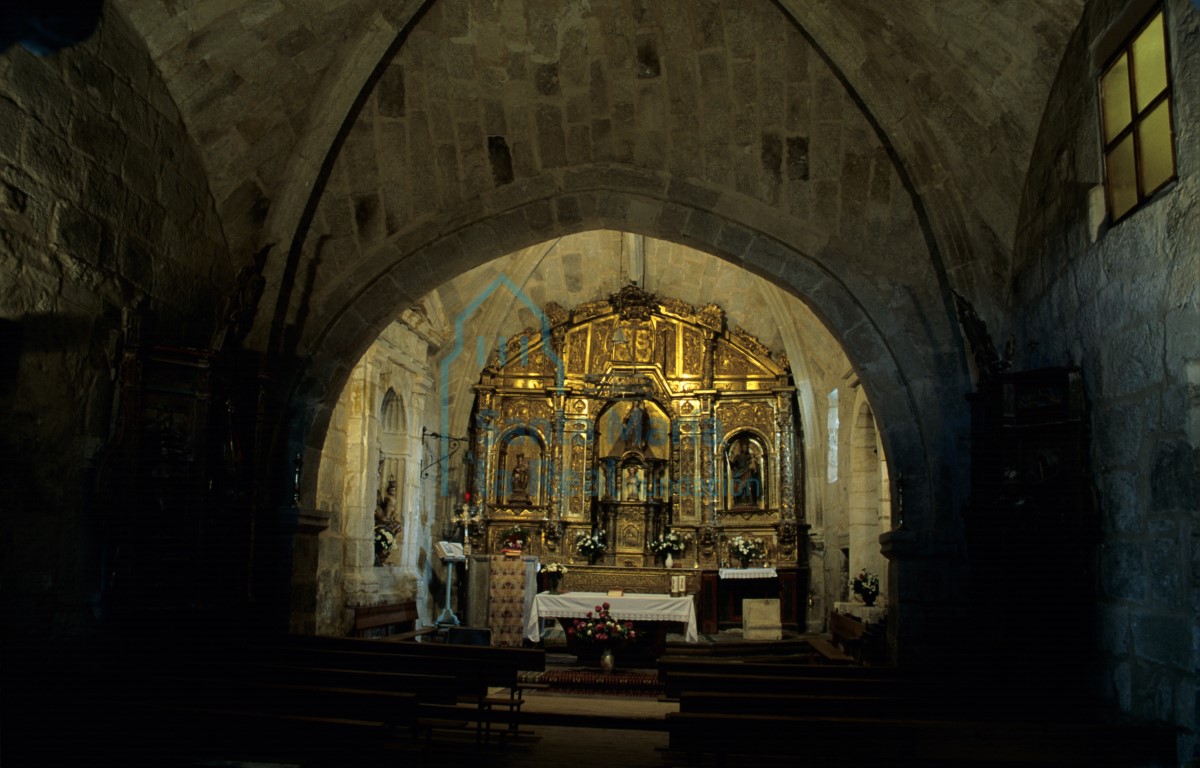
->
[1,0,1197,764]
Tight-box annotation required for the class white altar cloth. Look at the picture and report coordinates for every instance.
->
[718,567,778,580]
[524,591,699,643]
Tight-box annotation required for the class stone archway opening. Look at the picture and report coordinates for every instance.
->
[307,230,902,642]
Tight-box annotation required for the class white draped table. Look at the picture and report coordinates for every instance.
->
[524,591,699,643]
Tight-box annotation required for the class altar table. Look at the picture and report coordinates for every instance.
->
[524,591,699,644]
[700,567,802,633]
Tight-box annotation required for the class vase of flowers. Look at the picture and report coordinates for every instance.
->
[566,602,638,673]
[374,526,396,566]
[853,569,881,606]
[542,562,567,592]
[649,530,693,566]
[575,530,607,564]
[728,535,765,568]
[499,525,529,553]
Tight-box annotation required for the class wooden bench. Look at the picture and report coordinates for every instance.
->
[261,634,546,744]
[661,669,905,700]
[657,655,894,679]
[663,710,1178,767]
[803,636,856,664]
[829,610,866,659]
[351,600,436,640]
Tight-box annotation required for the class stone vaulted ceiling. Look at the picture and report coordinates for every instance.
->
[115,0,1084,327]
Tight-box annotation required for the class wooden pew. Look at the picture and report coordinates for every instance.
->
[351,600,436,640]
[658,655,895,681]
[663,710,1177,767]
[829,610,866,660]
[661,670,905,700]
[678,690,896,718]
[256,634,547,743]
[660,654,1177,767]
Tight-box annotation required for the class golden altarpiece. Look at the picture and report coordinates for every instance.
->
[463,286,806,624]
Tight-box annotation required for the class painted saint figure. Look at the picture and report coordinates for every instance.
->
[729,438,763,507]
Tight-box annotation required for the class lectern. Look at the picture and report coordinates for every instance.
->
[435,541,467,626]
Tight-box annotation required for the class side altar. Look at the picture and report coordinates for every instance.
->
[460,286,810,631]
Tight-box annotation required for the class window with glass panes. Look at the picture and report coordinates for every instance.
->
[1099,8,1176,222]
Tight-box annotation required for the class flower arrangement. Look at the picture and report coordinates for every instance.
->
[542,562,567,592]
[499,525,530,549]
[728,535,766,565]
[566,602,638,646]
[374,526,396,562]
[575,530,607,559]
[853,570,881,602]
[649,530,693,556]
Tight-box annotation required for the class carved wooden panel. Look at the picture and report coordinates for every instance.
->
[568,432,586,518]
[678,434,696,521]
[715,401,775,442]
[590,319,613,374]
[559,566,696,595]
[660,323,676,377]
[566,328,587,375]
[714,338,764,378]
[681,326,705,377]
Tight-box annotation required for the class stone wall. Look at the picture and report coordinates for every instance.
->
[0,8,228,636]
[313,306,447,635]
[1012,0,1199,758]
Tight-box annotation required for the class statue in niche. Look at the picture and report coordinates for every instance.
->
[728,437,763,508]
[510,453,531,504]
[622,464,643,501]
[375,476,398,524]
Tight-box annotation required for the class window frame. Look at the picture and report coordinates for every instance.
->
[1097,4,1178,224]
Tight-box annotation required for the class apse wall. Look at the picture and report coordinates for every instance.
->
[1012,0,1199,758]
[0,8,229,636]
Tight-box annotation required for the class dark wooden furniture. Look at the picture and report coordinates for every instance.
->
[660,656,1176,767]
[698,566,804,632]
[351,600,436,640]
[271,633,547,744]
[829,610,865,657]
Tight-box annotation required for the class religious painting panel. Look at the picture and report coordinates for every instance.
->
[595,400,671,461]
[725,431,767,511]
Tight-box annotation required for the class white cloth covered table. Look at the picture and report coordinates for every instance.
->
[524,591,699,643]
[717,567,778,580]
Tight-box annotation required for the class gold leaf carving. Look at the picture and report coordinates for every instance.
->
[697,303,724,331]
[566,328,587,374]
[682,327,705,376]
[714,339,763,377]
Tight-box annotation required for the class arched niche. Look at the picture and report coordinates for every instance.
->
[497,429,546,508]
[723,430,768,512]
